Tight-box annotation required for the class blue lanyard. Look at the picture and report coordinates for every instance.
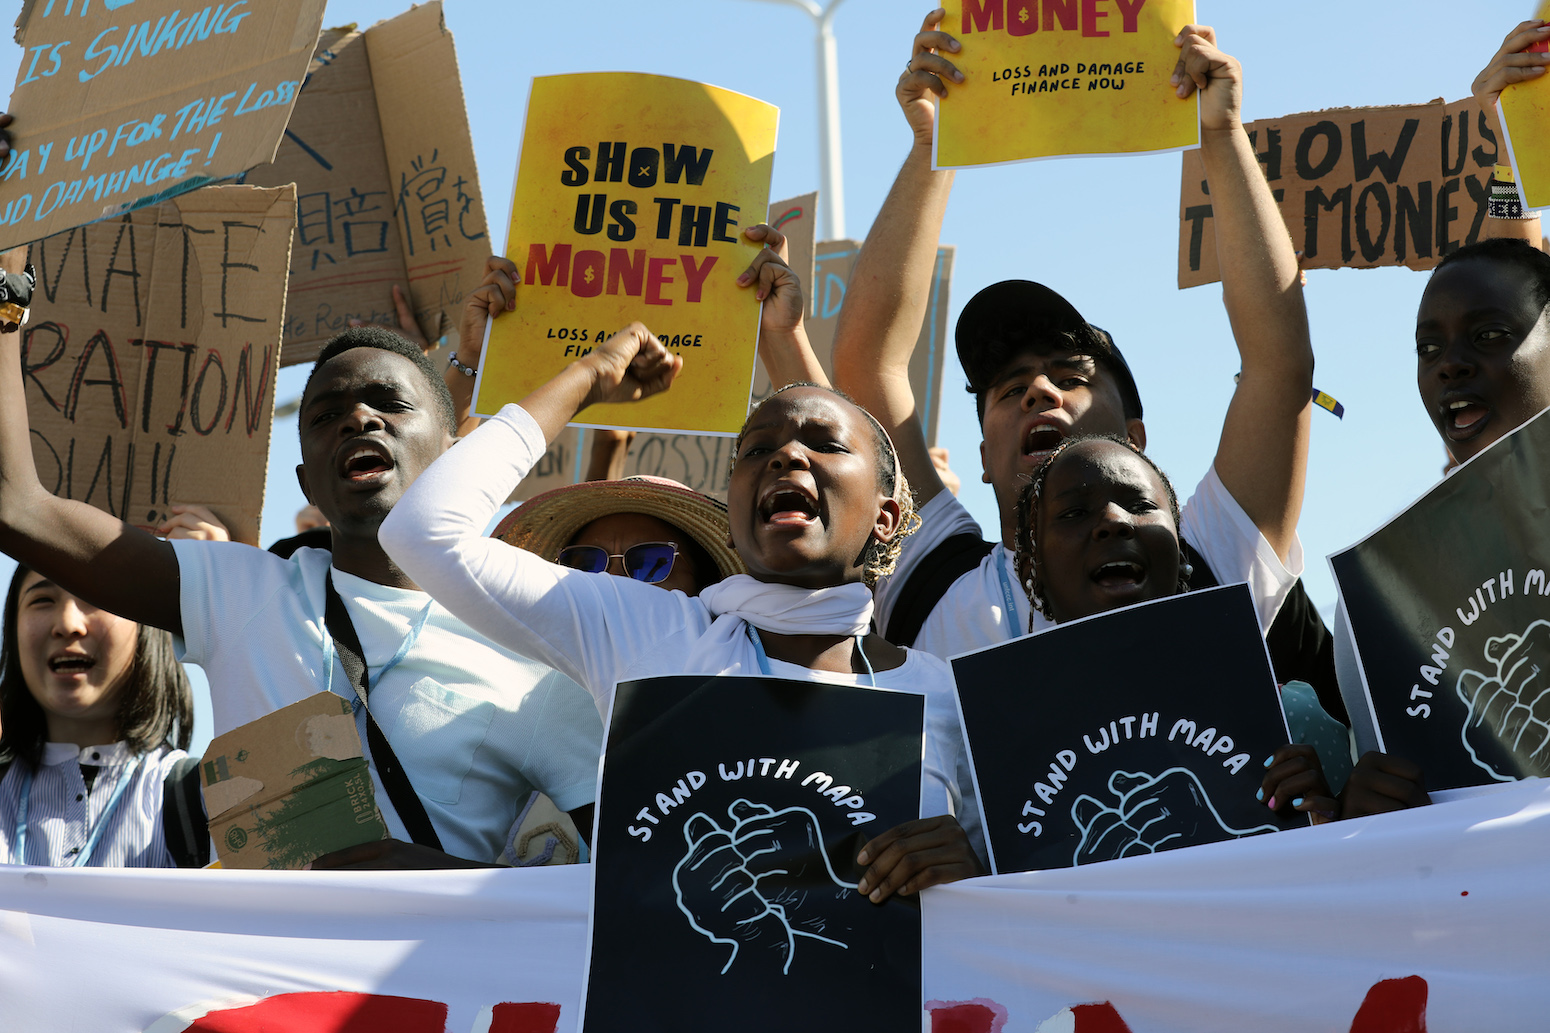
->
[12,755,142,867]
[745,625,877,686]
[323,597,435,707]
[995,550,1024,640]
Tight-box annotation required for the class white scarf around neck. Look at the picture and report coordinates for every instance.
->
[686,574,875,676]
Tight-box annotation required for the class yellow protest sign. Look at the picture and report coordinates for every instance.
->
[935,0,1197,169]
[474,73,778,435]
[1497,1,1550,209]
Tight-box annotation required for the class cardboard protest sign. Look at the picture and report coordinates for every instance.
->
[791,239,957,449]
[934,0,1197,169]
[0,0,325,251]
[584,675,923,1033]
[475,72,778,435]
[507,238,956,502]
[201,692,388,870]
[1331,408,1550,791]
[245,2,490,366]
[1180,98,1499,287]
[766,191,818,307]
[953,585,1300,874]
[17,183,294,545]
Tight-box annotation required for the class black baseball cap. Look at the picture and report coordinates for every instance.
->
[955,280,1143,420]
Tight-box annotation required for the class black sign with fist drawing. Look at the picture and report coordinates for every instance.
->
[582,675,923,1033]
[952,585,1302,875]
[1333,408,1550,791]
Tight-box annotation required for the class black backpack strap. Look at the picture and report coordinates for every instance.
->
[883,532,996,647]
[324,572,445,851]
[1182,540,1347,726]
[162,755,210,868]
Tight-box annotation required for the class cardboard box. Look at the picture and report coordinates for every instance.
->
[201,692,387,870]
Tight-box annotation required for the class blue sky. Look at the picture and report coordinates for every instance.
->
[1,0,1536,751]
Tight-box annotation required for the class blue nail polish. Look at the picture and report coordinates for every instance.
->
[1255,788,1264,802]
[1292,797,1304,807]
[1263,755,1274,767]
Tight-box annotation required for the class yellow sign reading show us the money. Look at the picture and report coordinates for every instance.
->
[935,0,1197,169]
[474,73,778,434]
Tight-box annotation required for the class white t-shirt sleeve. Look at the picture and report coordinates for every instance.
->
[379,403,703,699]
[1178,465,1302,634]
[873,489,985,638]
[171,539,294,669]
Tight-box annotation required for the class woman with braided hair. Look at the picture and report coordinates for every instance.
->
[1013,435,1351,825]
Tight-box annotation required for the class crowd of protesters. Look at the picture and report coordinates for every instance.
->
[0,16,1547,890]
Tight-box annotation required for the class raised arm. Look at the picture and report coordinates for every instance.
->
[378,323,689,693]
[739,223,827,389]
[830,9,960,505]
[1179,28,1312,564]
[0,296,182,634]
[448,256,519,434]
[1474,20,1550,247]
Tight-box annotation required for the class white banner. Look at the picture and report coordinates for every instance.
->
[2,781,1547,1032]
[923,780,1550,1032]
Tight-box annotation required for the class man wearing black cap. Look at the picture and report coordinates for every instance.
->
[833,21,1336,707]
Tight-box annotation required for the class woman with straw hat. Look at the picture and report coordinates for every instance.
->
[493,476,745,597]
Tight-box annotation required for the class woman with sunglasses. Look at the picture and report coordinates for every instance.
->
[493,474,745,597]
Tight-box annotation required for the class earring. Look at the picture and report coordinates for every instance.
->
[1179,558,1194,579]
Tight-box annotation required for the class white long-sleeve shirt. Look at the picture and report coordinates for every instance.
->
[379,404,976,838]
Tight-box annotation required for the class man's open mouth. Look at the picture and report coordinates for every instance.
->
[1024,423,1065,457]
[339,443,394,481]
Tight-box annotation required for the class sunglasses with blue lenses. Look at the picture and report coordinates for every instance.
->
[556,541,680,583]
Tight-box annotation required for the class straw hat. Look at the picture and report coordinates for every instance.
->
[492,476,746,580]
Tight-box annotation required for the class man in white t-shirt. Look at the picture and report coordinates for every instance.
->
[0,263,605,867]
[832,22,1330,696]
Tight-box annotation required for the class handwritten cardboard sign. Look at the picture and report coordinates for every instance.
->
[1332,408,1550,792]
[0,0,324,251]
[201,692,388,870]
[245,2,490,366]
[935,0,1197,169]
[1179,98,1499,287]
[952,585,1300,874]
[584,675,922,1032]
[507,235,956,502]
[475,72,778,435]
[18,184,294,546]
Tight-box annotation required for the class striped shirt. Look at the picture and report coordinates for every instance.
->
[0,742,185,868]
